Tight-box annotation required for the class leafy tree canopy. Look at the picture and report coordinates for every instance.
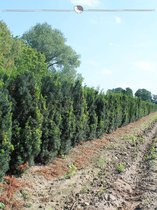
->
[152,95,157,104]
[21,23,81,81]
[107,87,133,97]
[125,87,133,97]
[0,21,47,79]
[135,88,152,102]
[0,21,16,72]
[107,87,125,95]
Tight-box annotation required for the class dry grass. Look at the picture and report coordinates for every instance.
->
[0,176,30,210]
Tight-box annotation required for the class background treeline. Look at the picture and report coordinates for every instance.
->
[0,21,157,180]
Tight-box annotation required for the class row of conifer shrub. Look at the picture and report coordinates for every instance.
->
[0,71,157,180]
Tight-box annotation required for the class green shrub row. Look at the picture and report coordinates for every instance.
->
[0,71,156,180]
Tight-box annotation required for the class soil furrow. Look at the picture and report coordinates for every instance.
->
[20,113,157,210]
[63,122,157,210]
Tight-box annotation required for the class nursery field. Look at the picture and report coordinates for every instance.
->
[1,112,157,210]
[0,20,157,210]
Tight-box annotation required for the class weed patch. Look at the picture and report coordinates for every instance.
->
[116,163,126,173]
[97,156,106,169]
[64,164,77,179]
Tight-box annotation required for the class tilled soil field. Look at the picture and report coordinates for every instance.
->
[19,113,157,210]
[64,122,157,210]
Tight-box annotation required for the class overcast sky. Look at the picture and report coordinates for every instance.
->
[0,0,157,94]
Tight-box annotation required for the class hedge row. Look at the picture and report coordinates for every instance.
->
[0,71,157,180]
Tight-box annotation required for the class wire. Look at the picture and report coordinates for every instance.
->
[0,8,156,13]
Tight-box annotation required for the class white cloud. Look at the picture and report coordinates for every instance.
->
[115,16,122,24]
[134,61,156,74]
[101,69,113,76]
[70,0,100,7]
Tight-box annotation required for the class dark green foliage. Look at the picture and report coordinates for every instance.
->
[37,110,61,164]
[37,75,62,164]
[59,80,76,155]
[14,43,47,76]
[72,80,88,145]
[128,97,137,122]
[0,82,12,180]
[125,87,133,97]
[85,87,98,139]
[105,93,126,133]
[104,94,114,133]
[95,93,106,137]
[121,94,130,126]
[8,72,42,172]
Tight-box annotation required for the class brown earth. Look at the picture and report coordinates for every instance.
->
[4,113,157,210]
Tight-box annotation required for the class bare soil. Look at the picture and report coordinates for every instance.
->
[16,113,157,210]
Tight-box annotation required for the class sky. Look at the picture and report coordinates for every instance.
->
[0,0,157,94]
